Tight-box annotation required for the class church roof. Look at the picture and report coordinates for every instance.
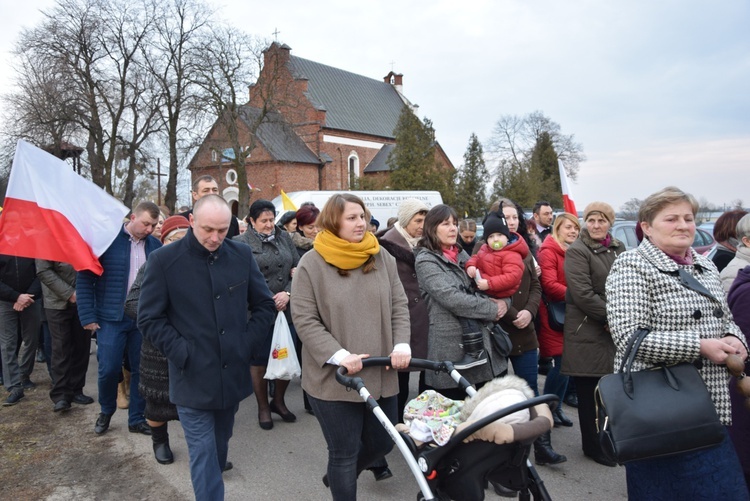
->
[238,106,320,164]
[289,56,405,139]
[363,144,395,173]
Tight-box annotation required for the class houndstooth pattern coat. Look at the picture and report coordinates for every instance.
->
[606,237,746,424]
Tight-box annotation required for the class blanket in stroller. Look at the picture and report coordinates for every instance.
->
[402,375,537,446]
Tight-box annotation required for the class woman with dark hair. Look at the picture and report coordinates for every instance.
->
[234,199,299,430]
[292,204,320,257]
[414,204,508,399]
[292,193,411,500]
[488,197,565,465]
[607,187,747,498]
[712,209,749,272]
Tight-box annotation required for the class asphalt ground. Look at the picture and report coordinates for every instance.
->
[49,345,628,500]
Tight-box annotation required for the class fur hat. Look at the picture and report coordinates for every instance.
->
[398,198,430,228]
[583,201,615,225]
[482,210,511,241]
[160,215,190,243]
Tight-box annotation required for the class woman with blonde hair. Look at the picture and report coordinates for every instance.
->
[537,212,580,428]
[292,193,411,500]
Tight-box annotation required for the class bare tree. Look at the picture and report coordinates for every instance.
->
[190,26,267,211]
[145,0,212,212]
[487,110,585,181]
[7,0,160,200]
[619,198,643,221]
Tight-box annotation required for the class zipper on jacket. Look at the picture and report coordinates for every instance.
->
[573,315,588,335]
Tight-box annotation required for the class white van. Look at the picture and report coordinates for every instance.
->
[270,191,443,226]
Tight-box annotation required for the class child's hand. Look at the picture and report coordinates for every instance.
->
[466,266,477,278]
[476,278,489,291]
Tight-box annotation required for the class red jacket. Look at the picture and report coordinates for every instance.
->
[466,234,527,299]
[537,235,567,357]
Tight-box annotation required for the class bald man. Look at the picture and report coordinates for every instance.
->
[138,195,275,500]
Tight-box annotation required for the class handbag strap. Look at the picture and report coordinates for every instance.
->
[620,328,651,398]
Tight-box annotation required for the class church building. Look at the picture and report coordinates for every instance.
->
[187,42,454,214]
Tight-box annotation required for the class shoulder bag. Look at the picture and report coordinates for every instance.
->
[595,328,725,464]
[543,295,565,331]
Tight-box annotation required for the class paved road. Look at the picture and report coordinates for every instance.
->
[80,349,628,500]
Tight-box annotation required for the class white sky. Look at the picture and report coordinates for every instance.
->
[2,0,748,211]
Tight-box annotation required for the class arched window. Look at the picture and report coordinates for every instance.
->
[348,152,359,187]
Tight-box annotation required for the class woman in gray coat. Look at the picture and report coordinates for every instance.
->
[414,204,508,400]
[562,201,625,467]
[234,199,299,430]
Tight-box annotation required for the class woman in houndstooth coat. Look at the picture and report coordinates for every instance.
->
[606,186,749,500]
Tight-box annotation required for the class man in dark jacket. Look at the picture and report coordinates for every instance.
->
[76,201,161,434]
[0,254,42,405]
[179,175,239,239]
[138,195,275,500]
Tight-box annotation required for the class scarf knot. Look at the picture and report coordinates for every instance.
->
[314,230,380,270]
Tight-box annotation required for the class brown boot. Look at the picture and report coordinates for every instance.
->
[117,368,130,409]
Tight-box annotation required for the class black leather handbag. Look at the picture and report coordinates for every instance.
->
[545,299,565,332]
[595,328,725,464]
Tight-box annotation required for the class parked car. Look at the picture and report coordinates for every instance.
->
[610,220,716,254]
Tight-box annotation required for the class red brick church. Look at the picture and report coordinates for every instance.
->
[187,42,454,214]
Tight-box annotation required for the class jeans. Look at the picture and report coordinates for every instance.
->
[542,355,569,402]
[177,404,239,501]
[309,394,397,501]
[96,317,145,425]
[47,306,91,403]
[509,348,539,396]
[0,300,41,391]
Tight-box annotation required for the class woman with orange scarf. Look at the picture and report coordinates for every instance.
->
[292,193,411,500]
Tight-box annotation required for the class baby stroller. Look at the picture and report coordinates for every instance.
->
[336,358,555,501]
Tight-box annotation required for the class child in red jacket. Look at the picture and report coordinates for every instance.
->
[453,209,528,369]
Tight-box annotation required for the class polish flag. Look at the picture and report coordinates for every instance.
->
[0,140,128,275]
[558,159,577,216]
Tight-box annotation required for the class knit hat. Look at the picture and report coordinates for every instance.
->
[370,216,380,230]
[482,211,511,242]
[583,202,615,225]
[398,198,430,228]
[160,215,190,243]
[295,204,320,227]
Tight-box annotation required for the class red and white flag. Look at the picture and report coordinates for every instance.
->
[558,159,577,216]
[0,140,128,275]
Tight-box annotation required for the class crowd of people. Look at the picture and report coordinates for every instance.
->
[2,179,750,500]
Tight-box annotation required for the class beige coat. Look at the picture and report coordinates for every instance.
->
[291,248,410,402]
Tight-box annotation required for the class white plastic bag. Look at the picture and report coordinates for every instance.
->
[263,313,301,380]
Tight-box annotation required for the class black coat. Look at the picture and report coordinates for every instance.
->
[137,229,275,410]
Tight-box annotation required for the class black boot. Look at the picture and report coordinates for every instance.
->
[454,319,488,370]
[534,431,567,465]
[553,406,573,427]
[538,356,553,376]
[151,423,174,465]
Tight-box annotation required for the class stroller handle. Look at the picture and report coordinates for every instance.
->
[335,357,453,391]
